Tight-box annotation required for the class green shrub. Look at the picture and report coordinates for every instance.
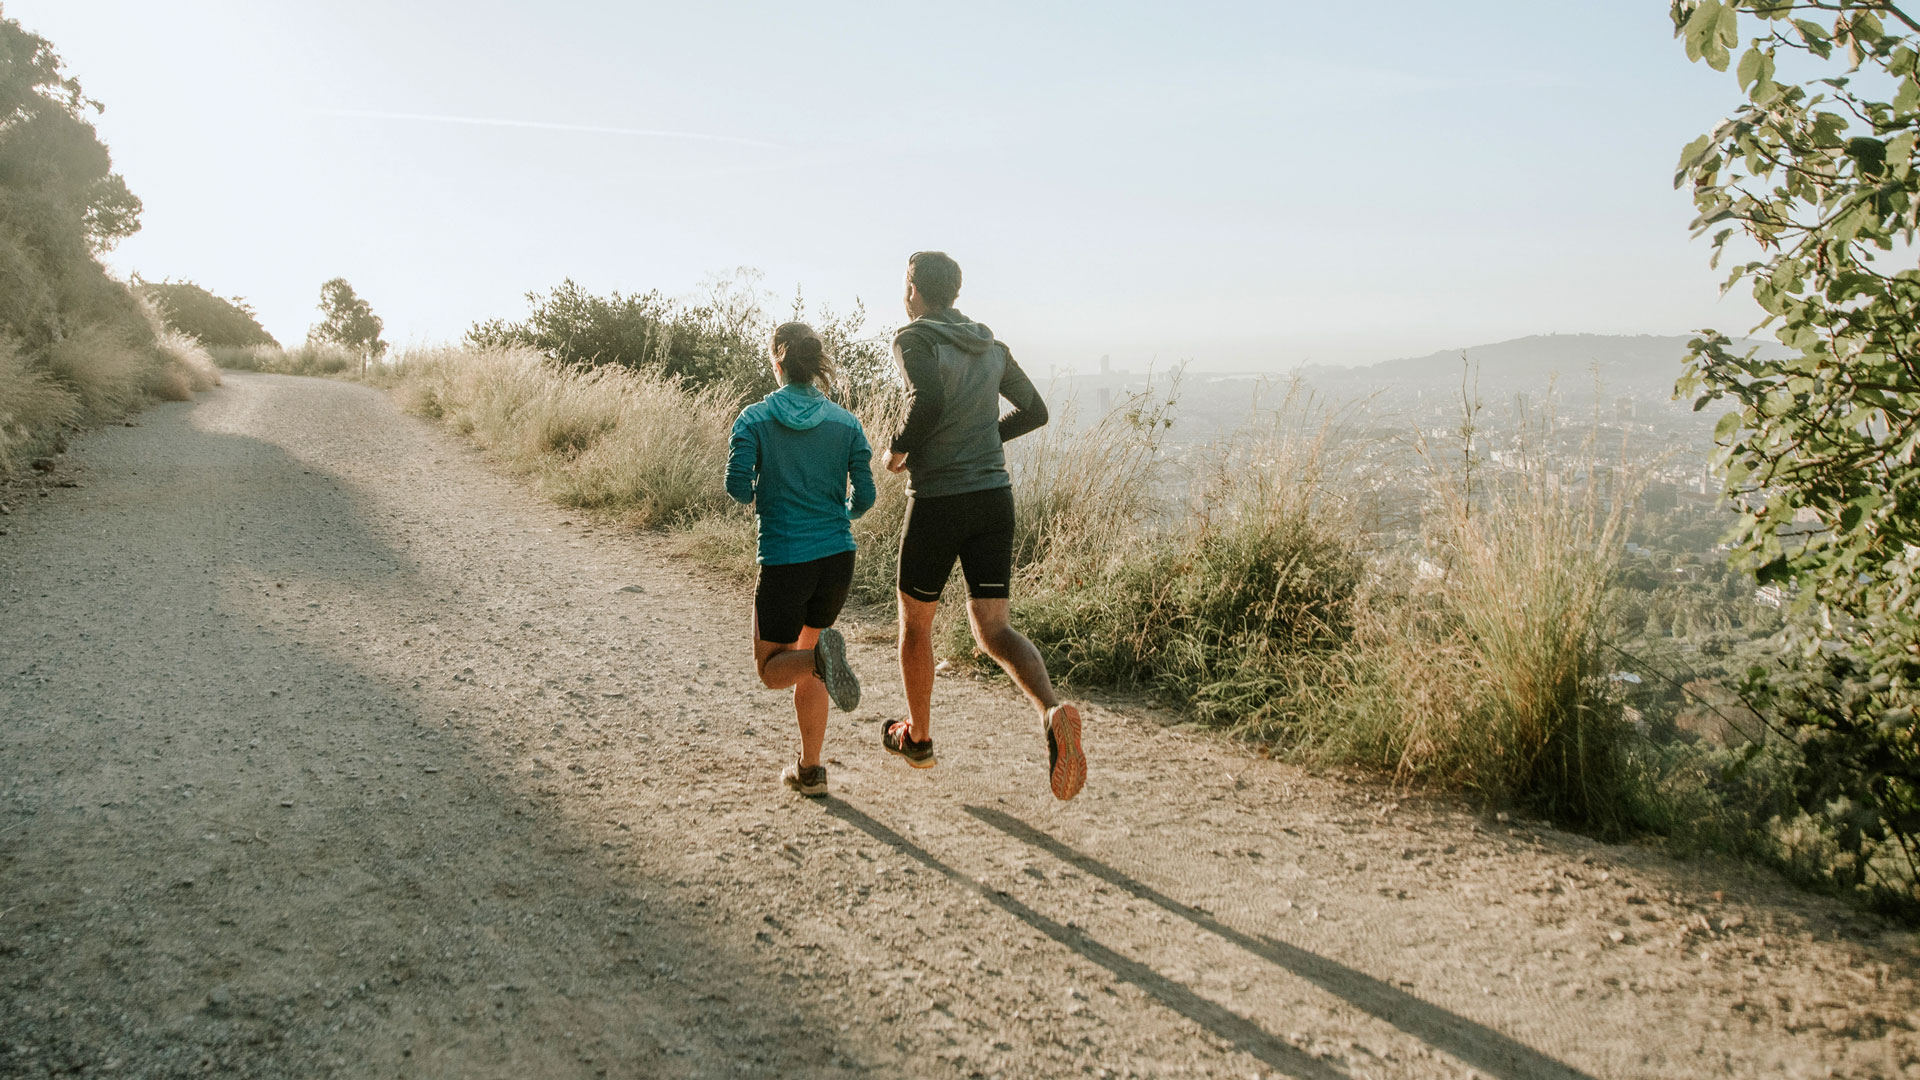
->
[1735,652,1920,914]
[981,386,1365,730]
[137,279,278,348]
[1672,0,1920,915]
[468,271,893,403]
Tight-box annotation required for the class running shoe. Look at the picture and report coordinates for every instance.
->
[781,759,828,797]
[812,627,861,713]
[882,719,936,769]
[1045,704,1086,801]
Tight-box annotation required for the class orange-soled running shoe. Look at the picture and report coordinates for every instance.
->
[1045,704,1085,801]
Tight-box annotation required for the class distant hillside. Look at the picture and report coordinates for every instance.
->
[1297,333,1783,398]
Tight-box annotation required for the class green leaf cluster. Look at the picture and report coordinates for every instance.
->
[1673,0,1920,906]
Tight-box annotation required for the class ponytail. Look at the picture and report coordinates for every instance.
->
[771,321,835,392]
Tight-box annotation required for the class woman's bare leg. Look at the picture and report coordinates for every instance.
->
[754,621,828,768]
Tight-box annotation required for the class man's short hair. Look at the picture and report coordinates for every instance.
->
[907,251,961,309]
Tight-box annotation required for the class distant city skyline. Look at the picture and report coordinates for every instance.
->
[16,2,1767,370]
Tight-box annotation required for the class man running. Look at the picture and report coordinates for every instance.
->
[879,250,1086,801]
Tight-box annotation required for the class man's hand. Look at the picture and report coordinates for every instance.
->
[885,450,909,474]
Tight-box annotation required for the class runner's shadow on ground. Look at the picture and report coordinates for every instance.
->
[819,798,1347,1080]
[962,805,1598,1080]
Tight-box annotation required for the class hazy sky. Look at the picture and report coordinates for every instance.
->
[15,2,1765,370]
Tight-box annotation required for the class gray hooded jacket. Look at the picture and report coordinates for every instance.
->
[889,309,1048,499]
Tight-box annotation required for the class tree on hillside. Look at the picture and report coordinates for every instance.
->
[138,279,279,349]
[310,277,386,359]
[0,18,142,247]
[0,12,146,354]
[1672,0,1920,903]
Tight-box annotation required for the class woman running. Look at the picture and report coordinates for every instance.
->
[725,321,875,797]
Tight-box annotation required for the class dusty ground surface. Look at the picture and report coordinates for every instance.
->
[2,372,1918,1080]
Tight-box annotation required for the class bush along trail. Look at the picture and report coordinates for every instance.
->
[3,374,1918,1079]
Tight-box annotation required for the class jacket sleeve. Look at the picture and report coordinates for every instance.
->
[846,420,876,520]
[996,346,1048,443]
[889,330,944,454]
[725,414,757,505]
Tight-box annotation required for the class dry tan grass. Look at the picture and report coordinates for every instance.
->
[0,340,81,473]
[45,327,155,419]
[1311,427,1640,827]
[155,330,222,392]
[1001,382,1365,726]
[386,347,741,527]
[143,363,193,401]
[211,342,359,376]
[1004,384,1174,569]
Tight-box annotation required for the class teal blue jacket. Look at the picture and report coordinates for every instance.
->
[726,383,876,566]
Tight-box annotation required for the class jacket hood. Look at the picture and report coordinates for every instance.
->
[763,382,831,430]
[895,309,995,355]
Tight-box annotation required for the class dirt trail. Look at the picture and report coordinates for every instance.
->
[1,373,1916,1080]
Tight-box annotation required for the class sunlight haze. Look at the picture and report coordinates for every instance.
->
[15,1,1761,370]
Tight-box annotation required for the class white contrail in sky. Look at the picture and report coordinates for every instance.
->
[314,108,778,148]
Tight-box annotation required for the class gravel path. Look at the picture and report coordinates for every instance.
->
[2,372,1916,1079]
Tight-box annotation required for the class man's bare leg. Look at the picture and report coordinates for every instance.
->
[897,592,938,742]
[969,597,1084,800]
[965,598,1058,720]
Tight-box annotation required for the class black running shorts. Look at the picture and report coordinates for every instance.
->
[755,549,855,645]
[897,486,1016,603]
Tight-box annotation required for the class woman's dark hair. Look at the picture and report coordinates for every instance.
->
[907,251,961,309]
[771,321,833,390]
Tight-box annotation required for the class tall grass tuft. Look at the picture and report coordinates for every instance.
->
[45,327,154,420]
[1305,424,1637,829]
[0,339,81,473]
[154,329,222,393]
[1,317,224,476]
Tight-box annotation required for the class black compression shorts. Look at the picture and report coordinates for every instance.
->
[897,486,1015,603]
[755,549,855,644]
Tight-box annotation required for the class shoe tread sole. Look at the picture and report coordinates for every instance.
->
[1048,705,1086,801]
[815,628,861,712]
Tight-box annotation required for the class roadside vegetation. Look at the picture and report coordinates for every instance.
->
[135,279,279,351]
[1666,0,1920,916]
[0,12,221,476]
[190,277,389,378]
